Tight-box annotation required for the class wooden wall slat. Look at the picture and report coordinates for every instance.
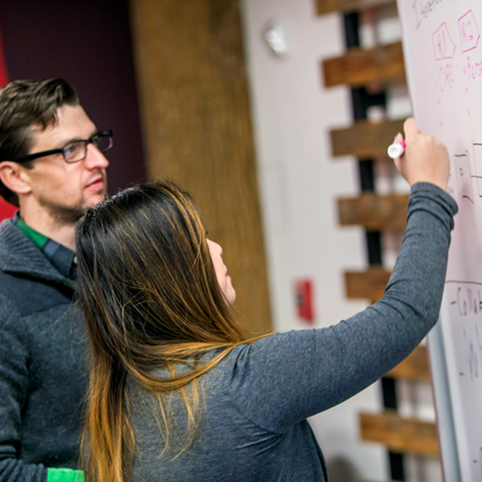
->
[345,268,391,302]
[359,411,440,456]
[315,0,339,15]
[387,346,430,381]
[322,42,405,88]
[338,0,395,12]
[316,0,395,14]
[338,193,409,230]
[331,119,405,159]
[129,0,272,334]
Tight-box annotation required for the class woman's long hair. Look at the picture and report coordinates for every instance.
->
[76,180,248,482]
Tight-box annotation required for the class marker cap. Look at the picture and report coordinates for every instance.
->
[387,140,406,159]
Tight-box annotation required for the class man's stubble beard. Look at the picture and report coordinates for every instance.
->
[38,189,106,227]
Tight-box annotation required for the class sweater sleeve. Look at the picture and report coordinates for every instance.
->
[225,183,458,434]
[0,295,47,482]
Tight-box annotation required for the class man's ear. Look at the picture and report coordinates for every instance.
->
[0,162,32,196]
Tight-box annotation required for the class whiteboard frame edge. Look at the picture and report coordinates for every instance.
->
[428,316,462,482]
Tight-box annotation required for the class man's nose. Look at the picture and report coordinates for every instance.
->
[84,143,110,169]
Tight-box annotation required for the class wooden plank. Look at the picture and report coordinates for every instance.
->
[315,0,339,15]
[359,411,440,456]
[322,42,405,88]
[338,193,409,230]
[386,346,430,381]
[331,119,405,159]
[315,0,395,14]
[130,0,272,334]
[345,268,391,302]
[338,0,396,12]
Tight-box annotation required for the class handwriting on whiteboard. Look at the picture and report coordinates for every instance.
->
[430,12,482,93]
[464,325,482,382]
[466,57,482,80]
[459,10,480,53]
[439,63,455,90]
[446,281,482,384]
[448,144,482,203]
[454,150,474,203]
[412,0,444,29]
[433,22,457,60]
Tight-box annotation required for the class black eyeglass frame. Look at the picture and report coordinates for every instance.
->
[13,129,113,164]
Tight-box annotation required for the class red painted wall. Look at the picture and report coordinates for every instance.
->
[0,21,15,221]
[0,0,146,222]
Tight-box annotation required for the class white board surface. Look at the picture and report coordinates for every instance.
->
[397,1,482,480]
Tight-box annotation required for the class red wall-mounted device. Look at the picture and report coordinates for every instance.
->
[295,279,315,323]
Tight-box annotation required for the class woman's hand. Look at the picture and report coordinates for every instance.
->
[394,118,450,191]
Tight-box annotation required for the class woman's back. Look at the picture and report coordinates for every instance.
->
[129,342,327,482]
[128,184,456,481]
[129,341,329,482]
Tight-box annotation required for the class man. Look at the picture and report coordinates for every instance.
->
[0,79,111,482]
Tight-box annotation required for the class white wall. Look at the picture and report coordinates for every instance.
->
[240,0,387,479]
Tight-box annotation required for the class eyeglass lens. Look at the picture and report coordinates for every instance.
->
[92,133,113,153]
[64,132,113,163]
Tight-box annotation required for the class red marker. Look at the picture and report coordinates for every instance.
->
[387,140,406,159]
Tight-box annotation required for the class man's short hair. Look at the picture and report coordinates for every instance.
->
[0,79,79,207]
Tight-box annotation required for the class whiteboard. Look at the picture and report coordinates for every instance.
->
[397,1,482,480]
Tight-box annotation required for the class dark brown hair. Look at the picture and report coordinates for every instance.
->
[0,78,79,206]
[76,180,249,482]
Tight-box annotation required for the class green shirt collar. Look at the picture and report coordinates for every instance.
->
[16,217,49,249]
[13,212,77,280]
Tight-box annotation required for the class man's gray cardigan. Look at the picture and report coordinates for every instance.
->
[0,220,86,482]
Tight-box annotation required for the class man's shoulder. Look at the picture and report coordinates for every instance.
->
[0,268,74,318]
[0,219,78,327]
[0,217,75,283]
[0,218,42,269]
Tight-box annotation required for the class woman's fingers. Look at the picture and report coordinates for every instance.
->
[393,118,450,191]
[403,118,419,140]
[394,132,404,145]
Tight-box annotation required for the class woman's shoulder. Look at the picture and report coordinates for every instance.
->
[211,329,315,381]
[127,330,310,396]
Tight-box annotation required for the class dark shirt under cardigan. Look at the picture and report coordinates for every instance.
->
[127,183,458,482]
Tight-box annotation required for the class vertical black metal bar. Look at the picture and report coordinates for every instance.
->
[342,11,405,481]
[389,452,406,481]
[343,12,360,48]
[365,231,382,266]
[358,159,375,191]
[381,377,398,410]
[382,378,406,480]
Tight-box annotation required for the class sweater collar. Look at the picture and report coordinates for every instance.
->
[13,212,77,280]
[0,219,76,289]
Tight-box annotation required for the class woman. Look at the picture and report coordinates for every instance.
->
[76,119,456,482]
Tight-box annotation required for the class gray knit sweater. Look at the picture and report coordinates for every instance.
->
[0,220,87,482]
[126,183,458,482]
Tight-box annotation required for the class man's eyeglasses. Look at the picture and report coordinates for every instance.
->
[14,130,113,164]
